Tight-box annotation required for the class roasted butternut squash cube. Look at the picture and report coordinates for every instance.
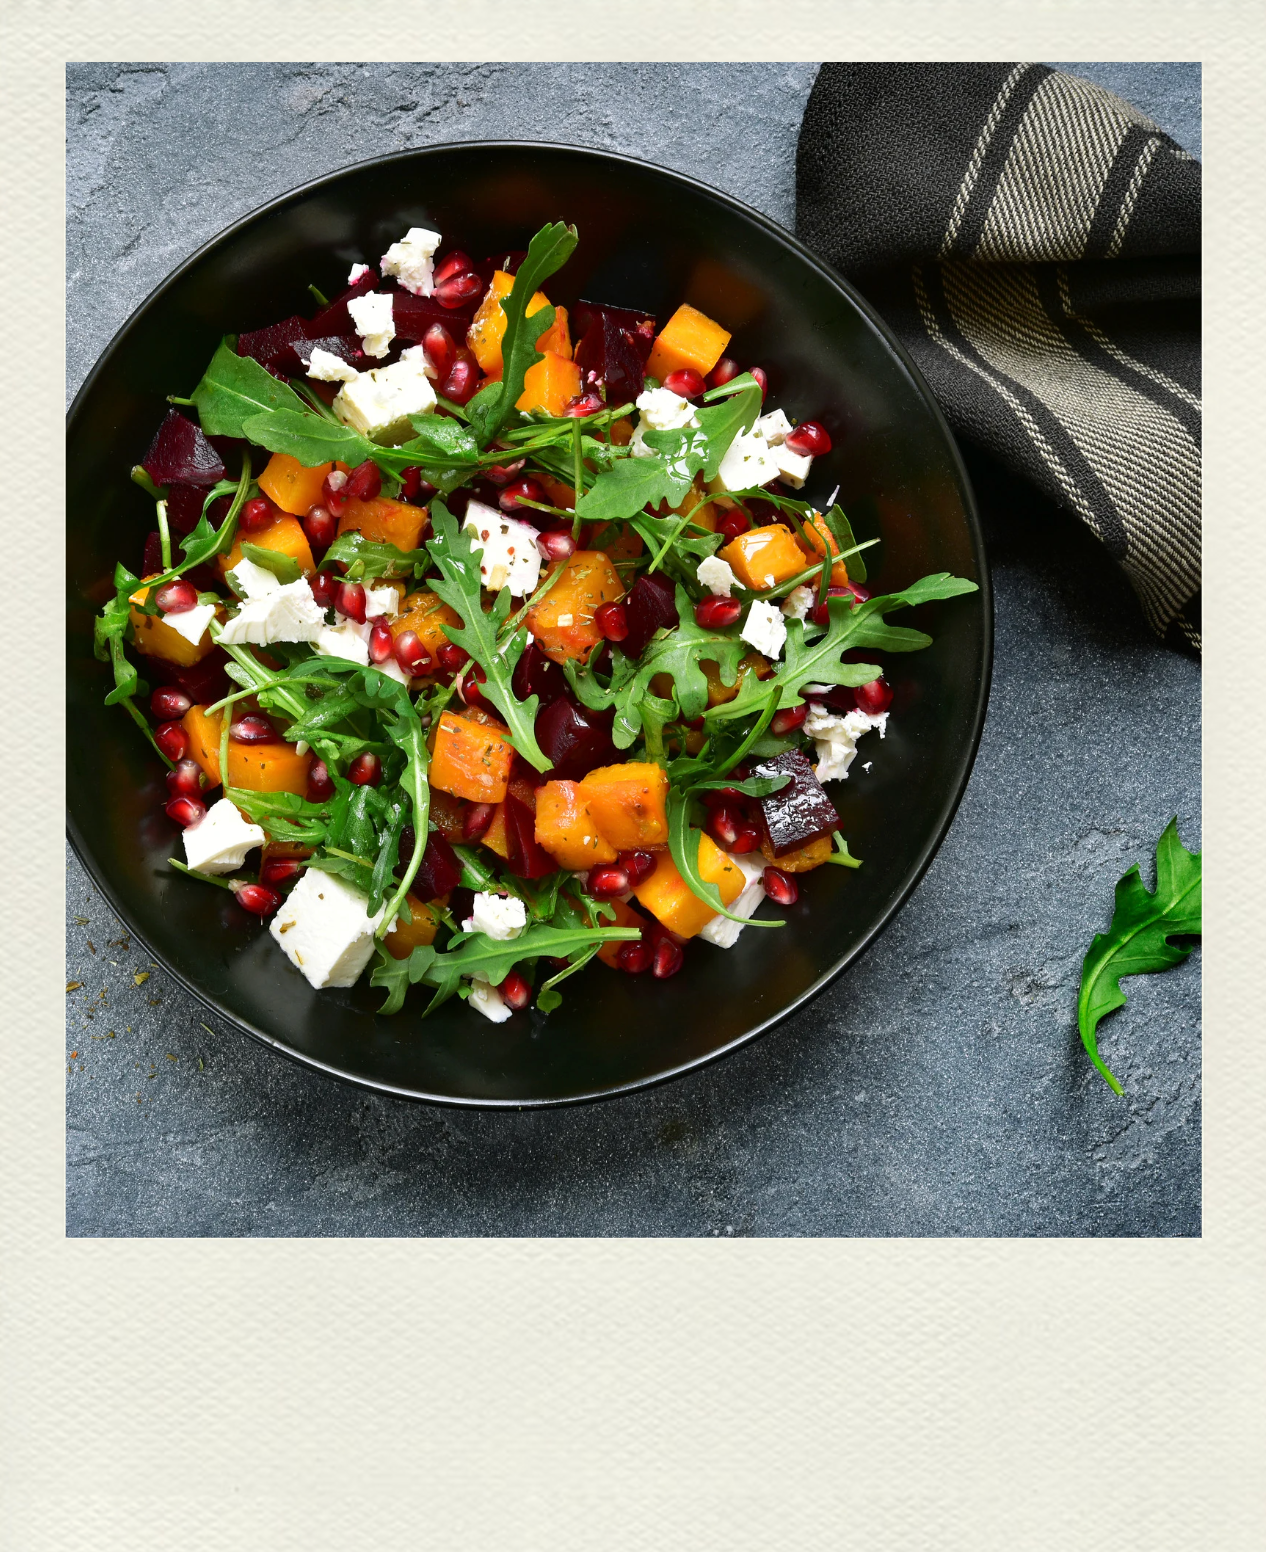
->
[383,893,444,959]
[537,473,576,510]
[534,780,619,870]
[517,351,582,416]
[467,270,562,375]
[180,705,312,796]
[596,898,649,968]
[645,303,732,383]
[526,550,624,665]
[220,512,315,579]
[719,523,807,590]
[796,509,850,586]
[633,832,744,938]
[336,494,428,552]
[391,589,463,659]
[758,832,834,872]
[584,521,644,563]
[578,762,669,850]
[128,582,220,667]
[701,650,773,708]
[481,802,510,860]
[430,710,515,803]
[257,452,333,516]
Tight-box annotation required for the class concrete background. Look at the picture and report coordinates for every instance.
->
[66,62,1201,1237]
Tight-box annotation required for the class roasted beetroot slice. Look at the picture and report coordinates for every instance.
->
[140,648,232,708]
[411,831,462,903]
[142,409,226,488]
[503,791,557,879]
[535,696,618,781]
[391,290,475,339]
[165,482,209,537]
[573,300,656,357]
[618,572,678,659]
[751,749,840,857]
[237,315,313,377]
[573,314,648,407]
[512,640,567,707]
[308,268,379,336]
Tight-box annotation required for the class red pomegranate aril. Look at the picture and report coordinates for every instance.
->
[421,321,456,381]
[459,663,489,708]
[706,357,740,389]
[400,466,437,503]
[652,938,684,979]
[154,721,189,761]
[594,600,629,642]
[563,392,604,417]
[485,458,526,486]
[588,863,630,900]
[762,866,799,906]
[307,761,335,802]
[238,496,274,533]
[500,971,532,1011]
[154,579,198,615]
[434,270,483,309]
[751,366,769,400]
[440,349,480,406]
[348,752,381,786]
[260,857,303,887]
[165,795,205,828]
[303,504,336,551]
[336,581,366,622]
[230,715,278,745]
[463,803,496,842]
[394,630,430,676]
[165,759,204,801]
[662,367,705,399]
[695,596,742,630]
[810,585,869,626]
[345,460,382,502]
[729,824,761,855]
[368,620,395,664]
[537,530,575,562]
[855,677,894,716]
[309,570,337,609]
[234,883,282,918]
[432,250,473,286]
[718,510,751,541]
[322,469,349,501]
[437,642,469,673]
[785,420,832,457]
[619,850,656,887]
[499,476,546,513]
[616,940,652,975]
[770,704,808,736]
[707,803,743,849]
[150,686,191,720]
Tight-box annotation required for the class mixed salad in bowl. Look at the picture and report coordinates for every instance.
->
[93,220,976,1023]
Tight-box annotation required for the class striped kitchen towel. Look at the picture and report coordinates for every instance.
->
[796,63,1201,652]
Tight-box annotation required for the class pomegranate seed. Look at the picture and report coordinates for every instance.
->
[616,940,652,975]
[260,857,303,886]
[730,825,761,855]
[154,579,198,614]
[718,510,750,541]
[154,721,189,761]
[230,715,278,744]
[238,496,274,533]
[695,596,742,630]
[707,803,742,849]
[500,971,532,1011]
[594,600,629,642]
[751,366,768,400]
[440,349,480,406]
[323,469,349,500]
[588,863,629,900]
[165,759,204,800]
[304,504,336,551]
[345,460,382,502]
[619,850,656,886]
[432,250,473,286]
[400,466,436,503]
[307,761,335,802]
[437,642,469,673]
[662,368,705,399]
[234,883,282,917]
[706,357,740,388]
[463,803,496,842]
[652,938,684,978]
[459,663,489,708]
[165,795,205,828]
[309,570,337,610]
[434,270,483,309]
[762,866,799,906]
[421,321,456,382]
[393,630,431,676]
[336,581,366,622]
[348,752,381,786]
[369,620,395,664]
[785,420,832,457]
[855,677,894,716]
[499,476,546,513]
[485,459,526,486]
[563,392,604,417]
[810,584,869,627]
[536,530,576,562]
[150,687,191,720]
[770,704,808,736]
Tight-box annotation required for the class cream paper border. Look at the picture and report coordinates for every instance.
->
[5,2,1260,1547]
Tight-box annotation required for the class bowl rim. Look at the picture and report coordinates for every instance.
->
[66,137,993,1110]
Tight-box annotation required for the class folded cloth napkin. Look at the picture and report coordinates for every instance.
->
[796,63,1201,652]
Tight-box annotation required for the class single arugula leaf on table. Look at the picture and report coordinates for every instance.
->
[1077,819,1202,1095]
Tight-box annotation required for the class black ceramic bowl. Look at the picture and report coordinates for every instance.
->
[67,142,990,1107]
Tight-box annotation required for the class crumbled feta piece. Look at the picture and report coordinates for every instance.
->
[380,227,442,297]
[269,868,395,990]
[161,602,217,647]
[462,500,542,597]
[630,385,700,457]
[333,351,437,443]
[699,852,767,948]
[716,427,782,492]
[346,291,396,358]
[313,617,372,665]
[218,578,327,646]
[772,441,813,489]
[781,584,815,621]
[469,892,527,942]
[697,556,737,597]
[468,975,512,1023]
[365,585,400,619]
[754,408,794,444]
[306,346,360,383]
[741,598,787,659]
[226,556,281,600]
[371,653,412,687]
[181,798,266,875]
[347,262,371,286]
[803,703,888,783]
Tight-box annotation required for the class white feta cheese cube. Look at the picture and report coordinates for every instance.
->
[218,578,327,646]
[306,346,360,384]
[347,262,371,286]
[741,598,787,659]
[699,853,767,948]
[313,618,372,665]
[346,291,396,358]
[269,868,394,990]
[716,428,782,492]
[333,352,437,443]
[470,892,527,941]
[781,584,815,621]
[463,500,542,597]
[697,556,737,597]
[181,798,266,875]
[636,386,700,431]
[754,408,794,444]
[161,601,217,648]
[380,227,442,297]
[772,441,813,489]
[225,556,281,600]
[365,585,400,619]
[468,975,512,1023]
[803,703,888,783]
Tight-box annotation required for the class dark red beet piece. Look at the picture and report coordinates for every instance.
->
[619,571,679,658]
[142,410,226,488]
[502,791,557,880]
[236,315,314,377]
[391,289,476,339]
[139,647,232,707]
[307,268,379,336]
[750,749,840,858]
[165,482,209,537]
[293,335,366,375]
[511,639,566,707]
[573,309,652,407]
[572,301,657,364]
[410,832,462,903]
[535,697,619,781]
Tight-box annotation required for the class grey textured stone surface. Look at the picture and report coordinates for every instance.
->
[66,62,1201,1238]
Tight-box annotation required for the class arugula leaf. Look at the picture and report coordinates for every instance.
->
[573,450,699,525]
[425,501,550,771]
[239,542,301,584]
[240,407,372,467]
[190,338,308,437]
[369,942,440,1016]
[666,789,783,927]
[321,529,430,582]
[402,416,479,462]
[1077,819,1201,1095]
[693,373,763,480]
[374,681,434,934]
[821,504,868,584]
[225,789,332,846]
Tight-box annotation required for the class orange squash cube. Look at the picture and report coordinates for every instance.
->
[701,650,773,708]
[584,522,644,563]
[383,893,444,959]
[534,781,619,870]
[257,452,333,516]
[221,512,315,580]
[517,351,582,416]
[645,303,732,383]
[128,581,219,667]
[481,802,510,860]
[336,494,428,552]
[390,589,463,660]
[180,705,311,796]
[537,473,576,510]
[633,831,744,938]
[758,832,834,873]
[596,898,650,968]
[430,710,515,804]
[719,524,807,591]
[578,762,669,851]
[526,550,624,665]
[467,270,562,375]
[797,509,850,586]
